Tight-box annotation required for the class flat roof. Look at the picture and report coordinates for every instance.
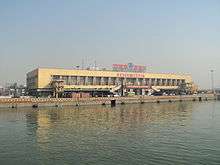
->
[35,67,191,76]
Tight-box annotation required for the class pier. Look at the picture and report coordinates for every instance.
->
[0,94,216,109]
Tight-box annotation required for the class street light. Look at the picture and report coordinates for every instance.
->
[210,70,214,94]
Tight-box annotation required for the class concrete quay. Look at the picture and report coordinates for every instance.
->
[0,94,216,109]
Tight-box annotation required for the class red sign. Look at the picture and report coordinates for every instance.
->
[112,64,127,68]
[116,73,145,78]
[112,63,146,72]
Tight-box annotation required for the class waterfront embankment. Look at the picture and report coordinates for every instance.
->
[0,94,216,109]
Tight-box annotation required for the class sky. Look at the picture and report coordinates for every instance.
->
[0,0,220,89]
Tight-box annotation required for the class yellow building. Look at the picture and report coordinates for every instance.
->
[26,67,196,97]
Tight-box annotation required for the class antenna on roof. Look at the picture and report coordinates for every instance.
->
[81,59,84,70]
[94,60,97,70]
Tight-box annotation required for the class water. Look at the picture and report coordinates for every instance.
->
[0,101,220,165]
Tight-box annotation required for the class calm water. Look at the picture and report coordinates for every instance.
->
[0,101,220,165]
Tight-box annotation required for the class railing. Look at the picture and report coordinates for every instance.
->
[0,94,215,104]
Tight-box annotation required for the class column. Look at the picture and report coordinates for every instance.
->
[76,76,80,85]
[123,78,127,86]
[115,78,120,85]
[165,79,168,86]
[135,78,139,86]
[149,79,152,86]
[159,79,163,86]
[174,79,177,86]
[93,77,96,85]
[142,78,146,86]
[66,76,69,85]
[108,77,111,85]
[154,79,157,86]
[101,77,104,85]
[142,89,146,95]
[85,76,88,85]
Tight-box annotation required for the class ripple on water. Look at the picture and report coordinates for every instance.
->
[0,102,220,164]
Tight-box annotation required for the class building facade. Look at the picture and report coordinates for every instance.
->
[27,68,197,97]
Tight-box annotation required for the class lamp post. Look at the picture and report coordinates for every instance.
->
[210,70,214,94]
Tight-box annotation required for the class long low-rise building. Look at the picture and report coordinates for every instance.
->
[26,67,197,97]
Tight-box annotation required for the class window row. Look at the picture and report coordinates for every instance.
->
[51,75,185,86]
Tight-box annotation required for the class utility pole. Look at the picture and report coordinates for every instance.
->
[210,70,214,94]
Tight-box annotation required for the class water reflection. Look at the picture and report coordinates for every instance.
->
[1,101,220,164]
[23,103,194,151]
[0,102,195,144]
[31,103,193,129]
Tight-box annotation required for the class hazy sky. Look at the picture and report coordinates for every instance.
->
[0,0,219,89]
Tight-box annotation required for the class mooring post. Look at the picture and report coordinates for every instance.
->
[111,99,116,107]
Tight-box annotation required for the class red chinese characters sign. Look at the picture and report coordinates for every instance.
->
[116,73,145,78]
[112,63,146,72]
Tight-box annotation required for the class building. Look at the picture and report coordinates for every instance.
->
[26,65,197,97]
[0,86,3,96]
[0,83,27,97]
[214,88,220,94]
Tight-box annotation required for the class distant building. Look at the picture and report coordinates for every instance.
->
[0,86,3,96]
[0,83,27,97]
[27,66,197,97]
[214,88,220,94]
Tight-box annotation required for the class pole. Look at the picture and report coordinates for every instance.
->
[94,60,97,70]
[211,70,214,94]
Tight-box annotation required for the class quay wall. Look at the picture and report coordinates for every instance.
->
[0,94,216,109]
